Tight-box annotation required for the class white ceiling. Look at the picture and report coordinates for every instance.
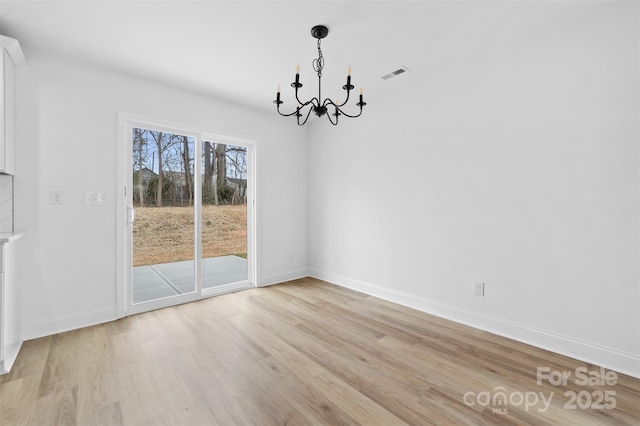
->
[0,1,612,112]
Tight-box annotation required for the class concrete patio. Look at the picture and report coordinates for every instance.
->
[133,255,247,304]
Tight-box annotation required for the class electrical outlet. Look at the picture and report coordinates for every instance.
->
[473,281,485,296]
[51,190,63,205]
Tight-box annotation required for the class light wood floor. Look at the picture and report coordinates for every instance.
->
[1,278,638,425]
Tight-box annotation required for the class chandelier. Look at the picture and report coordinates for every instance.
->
[274,25,366,126]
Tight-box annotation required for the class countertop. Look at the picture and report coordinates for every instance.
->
[0,232,24,244]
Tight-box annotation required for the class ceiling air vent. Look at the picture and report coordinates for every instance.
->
[381,66,410,81]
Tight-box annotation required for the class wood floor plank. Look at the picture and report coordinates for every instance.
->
[312,370,409,425]
[0,336,51,386]
[28,385,78,426]
[244,354,345,425]
[177,353,255,426]
[36,331,86,399]
[231,315,407,425]
[0,374,40,424]
[261,319,440,423]
[1,278,638,425]
[82,401,124,426]
[75,328,119,424]
[228,313,327,379]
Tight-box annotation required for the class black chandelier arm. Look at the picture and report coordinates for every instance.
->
[275,103,304,118]
[294,89,319,110]
[324,87,353,109]
[275,93,319,117]
[326,110,339,126]
[274,102,314,125]
[297,106,314,126]
[325,100,365,119]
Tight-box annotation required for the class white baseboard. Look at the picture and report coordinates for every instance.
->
[259,268,310,288]
[0,340,23,375]
[21,306,118,341]
[309,269,640,379]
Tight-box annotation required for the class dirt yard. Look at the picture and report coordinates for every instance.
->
[133,205,247,266]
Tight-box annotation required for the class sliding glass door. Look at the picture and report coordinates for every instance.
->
[121,117,254,315]
[201,140,248,289]
[131,129,196,304]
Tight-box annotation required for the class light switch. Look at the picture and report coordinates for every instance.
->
[85,191,106,206]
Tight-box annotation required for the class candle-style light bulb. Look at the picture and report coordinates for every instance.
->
[345,66,352,90]
[276,84,281,103]
[295,65,300,84]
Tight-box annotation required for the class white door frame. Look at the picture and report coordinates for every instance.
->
[116,113,256,318]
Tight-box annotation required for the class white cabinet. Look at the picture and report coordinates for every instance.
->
[0,35,25,175]
[0,35,23,375]
[0,234,23,374]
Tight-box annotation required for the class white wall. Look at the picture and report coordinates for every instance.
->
[14,47,308,338]
[308,3,639,376]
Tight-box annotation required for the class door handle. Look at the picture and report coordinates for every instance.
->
[128,206,136,225]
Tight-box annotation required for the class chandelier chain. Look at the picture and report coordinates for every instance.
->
[313,38,324,78]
